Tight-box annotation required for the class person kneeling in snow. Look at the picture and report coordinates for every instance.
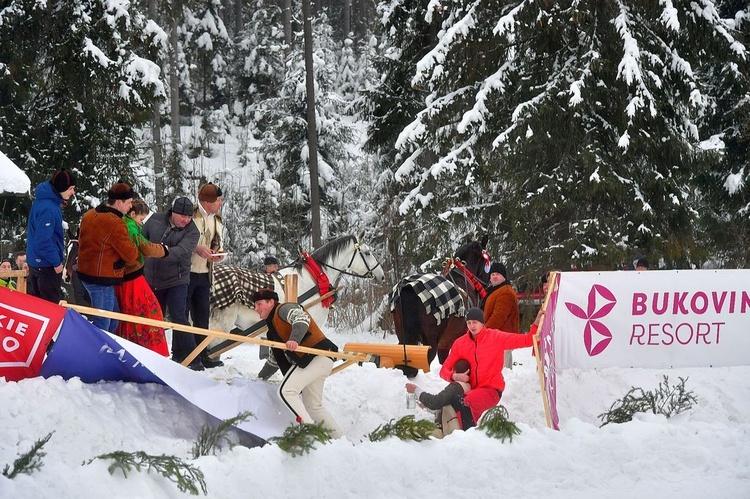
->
[252,288,344,438]
[415,307,535,437]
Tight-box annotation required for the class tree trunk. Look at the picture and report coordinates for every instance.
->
[149,0,164,210]
[301,0,321,247]
[234,0,243,37]
[283,0,292,52]
[343,0,351,37]
[169,18,180,146]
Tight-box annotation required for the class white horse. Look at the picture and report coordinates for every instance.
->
[209,234,385,337]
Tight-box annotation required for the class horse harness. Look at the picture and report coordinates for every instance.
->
[314,241,382,280]
[441,257,488,307]
[296,241,381,306]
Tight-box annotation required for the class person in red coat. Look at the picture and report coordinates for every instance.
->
[438,307,534,433]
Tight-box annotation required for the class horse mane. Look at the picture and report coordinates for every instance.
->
[310,234,357,264]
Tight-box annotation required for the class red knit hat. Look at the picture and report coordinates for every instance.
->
[198,183,223,203]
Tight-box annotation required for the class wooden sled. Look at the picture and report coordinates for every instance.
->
[339,343,431,375]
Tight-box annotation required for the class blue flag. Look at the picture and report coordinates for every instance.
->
[39,308,294,443]
[40,309,163,384]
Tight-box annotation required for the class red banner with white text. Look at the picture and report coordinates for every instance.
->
[0,287,65,381]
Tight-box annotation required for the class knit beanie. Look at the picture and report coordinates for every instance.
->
[50,169,77,193]
[170,196,194,216]
[198,183,223,203]
[264,256,279,266]
[252,288,280,303]
[489,261,507,279]
[108,181,137,200]
[465,307,485,323]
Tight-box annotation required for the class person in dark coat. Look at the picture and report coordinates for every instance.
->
[143,196,202,370]
[26,169,76,303]
[482,261,520,369]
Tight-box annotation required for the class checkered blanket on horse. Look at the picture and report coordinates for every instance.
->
[389,273,465,325]
[211,265,275,310]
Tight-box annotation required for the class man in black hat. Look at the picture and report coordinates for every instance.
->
[77,181,140,333]
[26,169,76,303]
[253,287,343,438]
[263,256,279,274]
[143,196,202,370]
[482,261,520,369]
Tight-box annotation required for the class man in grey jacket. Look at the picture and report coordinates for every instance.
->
[143,197,202,370]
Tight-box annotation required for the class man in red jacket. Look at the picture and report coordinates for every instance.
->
[438,307,534,433]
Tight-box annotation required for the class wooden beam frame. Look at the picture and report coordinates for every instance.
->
[59,302,372,366]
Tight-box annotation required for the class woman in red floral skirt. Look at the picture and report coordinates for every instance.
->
[115,199,169,356]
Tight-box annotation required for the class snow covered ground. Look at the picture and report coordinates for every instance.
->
[2,327,749,498]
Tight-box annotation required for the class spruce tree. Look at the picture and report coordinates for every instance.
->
[253,10,355,247]
[371,0,749,284]
[0,0,164,219]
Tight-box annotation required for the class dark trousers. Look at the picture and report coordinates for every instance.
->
[71,267,91,306]
[28,266,63,304]
[152,284,194,360]
[187,272,212,358]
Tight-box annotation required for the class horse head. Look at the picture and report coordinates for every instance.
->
[453,236,491,283]
[311,234,385,284]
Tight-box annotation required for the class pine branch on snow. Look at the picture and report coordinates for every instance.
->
[368,415,438,442]
[269,421,333,457]
[191,411,255,459]
[477,406,522,442]
[599,375,698,427]
[89,451,208,496]
[1,432,53,479]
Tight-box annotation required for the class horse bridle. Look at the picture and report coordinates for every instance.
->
[317,242,382,280]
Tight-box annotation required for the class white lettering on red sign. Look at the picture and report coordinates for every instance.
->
[0,314,30,353]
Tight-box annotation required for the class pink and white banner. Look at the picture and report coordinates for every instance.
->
[553,270,750,369]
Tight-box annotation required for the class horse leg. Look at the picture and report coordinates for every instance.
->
[395,287,441,377]
[436,316,467,364]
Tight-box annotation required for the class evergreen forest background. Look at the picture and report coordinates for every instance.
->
[1,0,748,304]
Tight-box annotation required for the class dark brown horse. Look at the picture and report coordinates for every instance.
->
[390,237,490,376]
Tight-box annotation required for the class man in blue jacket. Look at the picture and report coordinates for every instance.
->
[26,169,76,303]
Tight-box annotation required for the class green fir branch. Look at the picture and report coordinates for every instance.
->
[599,376,698,427]
[368,415,437,442]
[191,411,255,459]
[269,421,332,457]
[89,451,207,496]
[477,406,522,442]
[1,432,53,479]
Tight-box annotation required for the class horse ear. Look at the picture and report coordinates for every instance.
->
[480,235,489,249]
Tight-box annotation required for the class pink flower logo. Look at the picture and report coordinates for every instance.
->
[565,285,617,356]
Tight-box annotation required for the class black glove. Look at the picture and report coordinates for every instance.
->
[160,243,170,257]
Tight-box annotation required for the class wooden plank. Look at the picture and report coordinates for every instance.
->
[0,270,27,293]
[205,285,343,358]
[59,301,371,364]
